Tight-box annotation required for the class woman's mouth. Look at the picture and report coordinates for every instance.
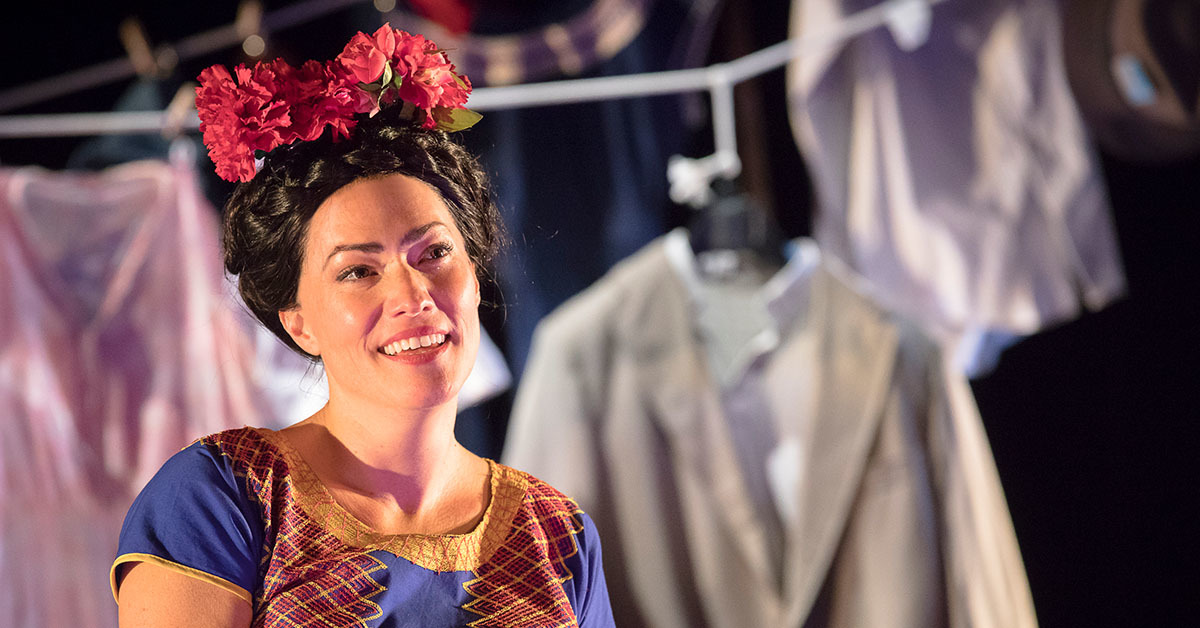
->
[379,333,448,356]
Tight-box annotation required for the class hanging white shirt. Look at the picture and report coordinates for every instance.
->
[786,0,1126,375]
[664,232,821,586]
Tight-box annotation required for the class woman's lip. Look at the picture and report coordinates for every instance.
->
[378,336,451,364]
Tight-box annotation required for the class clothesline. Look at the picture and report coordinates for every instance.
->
[0,0,364,114]
[0,0,940,143]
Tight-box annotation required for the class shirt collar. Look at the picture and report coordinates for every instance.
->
[662,227,820,334]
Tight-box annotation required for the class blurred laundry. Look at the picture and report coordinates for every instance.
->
[0,153,270,628]
[787,0,1126,375]
[505,229,1036,628]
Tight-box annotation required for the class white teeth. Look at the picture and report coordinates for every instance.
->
[382,334,446,355]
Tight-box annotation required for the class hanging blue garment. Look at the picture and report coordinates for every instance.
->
[447,0,695,379]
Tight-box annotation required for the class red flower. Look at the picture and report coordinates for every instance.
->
[281,60,364,142]
[196,61,293,182]
[336,24,397,85]
[389,30,435,77]
[388,31,472,128]
[196,25,478,182]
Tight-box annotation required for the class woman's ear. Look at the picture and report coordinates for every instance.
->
[472,266,482,307]
[279,308,320,356]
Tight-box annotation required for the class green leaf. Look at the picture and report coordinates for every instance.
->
[379,62,394,90]
[435,107,483,132]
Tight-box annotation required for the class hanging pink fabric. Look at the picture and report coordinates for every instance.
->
[0,154,269,628]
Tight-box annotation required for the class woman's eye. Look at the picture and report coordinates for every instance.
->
[426,243,453,261]
[336,265,374,281]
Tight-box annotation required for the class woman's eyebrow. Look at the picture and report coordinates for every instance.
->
[323,242,383,269]
[321,222,445,269]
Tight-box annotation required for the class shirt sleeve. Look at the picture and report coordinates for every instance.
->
[110,439,264,605]
[570,512,617,628]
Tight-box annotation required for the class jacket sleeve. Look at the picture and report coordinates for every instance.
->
[503,316,601,513]
[928,355,1039,628]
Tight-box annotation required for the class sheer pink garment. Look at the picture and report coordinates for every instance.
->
[0,156,268,628]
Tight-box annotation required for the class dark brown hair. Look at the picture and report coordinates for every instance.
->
[222,107,503,359]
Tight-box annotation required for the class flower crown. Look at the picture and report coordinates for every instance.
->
[196,24,480,182]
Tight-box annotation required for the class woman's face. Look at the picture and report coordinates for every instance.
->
[280,173,481,411]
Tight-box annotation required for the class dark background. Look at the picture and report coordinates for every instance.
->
[1,1,1197,626]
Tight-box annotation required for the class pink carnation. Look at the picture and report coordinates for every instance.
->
[195,61,292,182]
[196,25,477,182]
[389,31,472,127]
[281,60,365,142]
[389,30,435,77]
[336,24,397,85]
[401,58,472,127]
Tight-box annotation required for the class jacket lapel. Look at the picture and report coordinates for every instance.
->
[783,264,899,624]
[639,242,782,619]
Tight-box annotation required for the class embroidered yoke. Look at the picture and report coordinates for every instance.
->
[111,427,613,627]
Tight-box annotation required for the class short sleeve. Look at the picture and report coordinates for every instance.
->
[570,512,616,628]
[110,439,264,605]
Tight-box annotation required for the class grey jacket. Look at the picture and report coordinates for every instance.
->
[505,234,1037,628]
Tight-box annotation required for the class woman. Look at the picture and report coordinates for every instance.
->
[110,25,615,628]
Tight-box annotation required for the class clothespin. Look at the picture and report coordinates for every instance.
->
[162,82,197,141]
[119,17,178,78]
[884,0,932,52]
[236,0,267,58]
[119,17,159,78]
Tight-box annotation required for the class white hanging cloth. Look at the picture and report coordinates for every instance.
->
[786,0,1126,375]
[0,155,278,628]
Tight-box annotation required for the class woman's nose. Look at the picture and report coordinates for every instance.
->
[384,265,435,316]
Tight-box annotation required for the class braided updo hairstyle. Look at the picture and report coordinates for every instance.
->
[222,107,503,359]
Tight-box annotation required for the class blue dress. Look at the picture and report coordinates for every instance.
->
[111,427,615,627]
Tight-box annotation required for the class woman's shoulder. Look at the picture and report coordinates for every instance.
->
[142,427,291,505]
[492,461,583,517]
[138,427,282,497]
[194,425,275,453]
[183,426,289,472]
[114,429,271,604]
[487,462,614,624]
[490,462,598,555]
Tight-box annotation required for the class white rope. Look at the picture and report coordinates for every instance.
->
[0,0,939,139]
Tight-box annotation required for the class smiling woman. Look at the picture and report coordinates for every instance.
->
[281,175,483,413]
[109,25,615,628]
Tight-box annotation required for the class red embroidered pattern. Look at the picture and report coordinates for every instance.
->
[201,428,586,628]
[202,429,388,627]
[462,483,585,627]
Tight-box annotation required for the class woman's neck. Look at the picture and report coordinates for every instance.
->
[285,388,483,525]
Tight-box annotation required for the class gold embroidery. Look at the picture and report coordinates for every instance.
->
[254,428,527,573]
[462,481,586,627]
